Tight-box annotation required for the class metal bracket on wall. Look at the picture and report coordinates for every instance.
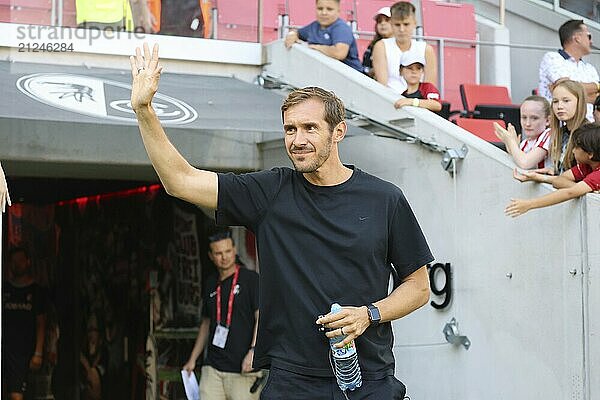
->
[443,317,471,350]
[441,145,468,174]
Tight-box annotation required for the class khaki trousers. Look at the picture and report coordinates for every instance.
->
[200,365,262,400]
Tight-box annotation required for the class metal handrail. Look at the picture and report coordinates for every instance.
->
[354,30,600,53]
[287,19,600,96]
[349,30,600,95]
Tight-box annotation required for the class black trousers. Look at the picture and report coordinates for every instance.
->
[260,366,406,400]
[1,350,29,394]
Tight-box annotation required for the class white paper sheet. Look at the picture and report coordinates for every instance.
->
[181,370,200,400]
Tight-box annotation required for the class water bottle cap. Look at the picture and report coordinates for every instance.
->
[330,303,342,313]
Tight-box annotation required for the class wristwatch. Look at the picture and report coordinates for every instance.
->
[366,304,381,327]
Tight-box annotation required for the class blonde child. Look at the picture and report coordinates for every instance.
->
[494,96,552,170]
[548,80,589,174]
[506,123,600,217]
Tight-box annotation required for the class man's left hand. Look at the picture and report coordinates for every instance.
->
[241,348,254,373]
[316,306,371,349]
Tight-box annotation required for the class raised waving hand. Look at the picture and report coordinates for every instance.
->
[130,43,163,111]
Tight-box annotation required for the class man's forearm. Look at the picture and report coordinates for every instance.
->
[188,318,210,363]
[136,105,194,195]
[130,44,218,209]
[374,266,429,323]
[582,82,599,103]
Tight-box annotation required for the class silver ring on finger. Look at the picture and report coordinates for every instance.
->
[137,67,145,73]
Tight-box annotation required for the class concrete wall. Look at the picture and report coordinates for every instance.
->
[586,194,600,399]
[262,41,600,398]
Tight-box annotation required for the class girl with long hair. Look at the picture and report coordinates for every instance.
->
[548,80,588,174]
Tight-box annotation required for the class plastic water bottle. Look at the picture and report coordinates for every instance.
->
[329,303,362,391]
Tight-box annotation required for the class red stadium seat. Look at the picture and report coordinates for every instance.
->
[288,0,315,28]
[61,0,76,26]
[459,83,521,132]
[459,83,512,112]
[216,0,260,42]
[354,0,395,33]
[261,0,285,42]
[455,117,505,143]
[0,0,52,25]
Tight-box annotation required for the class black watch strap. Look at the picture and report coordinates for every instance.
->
[367,303,381,327]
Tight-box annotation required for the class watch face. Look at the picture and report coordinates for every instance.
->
[369,305,381,322]
[373,308,381,320]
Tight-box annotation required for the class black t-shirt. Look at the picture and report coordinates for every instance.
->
[202,267,259,373]
[402,90,423,99]
[2,282,47,355]
[216,166,433,379]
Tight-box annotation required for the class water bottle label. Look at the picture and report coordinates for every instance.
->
[330,340,357,359]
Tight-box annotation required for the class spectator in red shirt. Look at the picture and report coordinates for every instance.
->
[393,53,441,112]
[505,123,600,217]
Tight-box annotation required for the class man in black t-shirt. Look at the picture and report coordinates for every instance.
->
[2,247,47,400]
[183,230,261,400]
[131,44,432,399]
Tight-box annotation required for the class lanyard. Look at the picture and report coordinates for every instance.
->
[216,266,239,327]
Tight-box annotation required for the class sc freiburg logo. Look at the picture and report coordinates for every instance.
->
[16,73,198,125]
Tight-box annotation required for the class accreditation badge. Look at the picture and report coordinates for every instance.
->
[212,324,229,349]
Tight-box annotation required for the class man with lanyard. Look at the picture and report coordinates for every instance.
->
[183,229,261,400]
[538,19,599,121]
